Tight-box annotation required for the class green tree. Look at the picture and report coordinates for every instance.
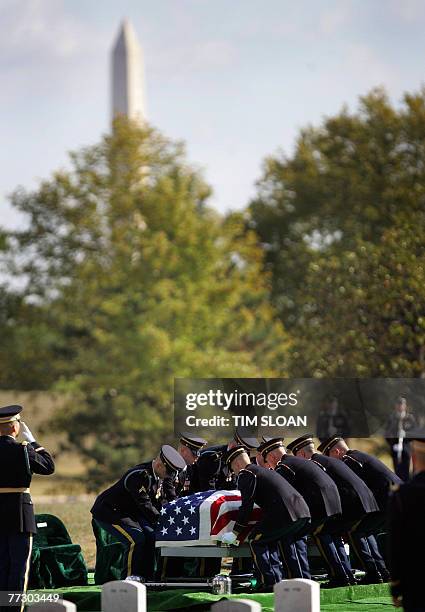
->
[289,213,425,377]
[2,118,287,488]
[250,87,425,326]
[249,88,425,376]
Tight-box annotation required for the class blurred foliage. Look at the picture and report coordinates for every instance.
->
[249,87,425,376]
[0,118,287,488]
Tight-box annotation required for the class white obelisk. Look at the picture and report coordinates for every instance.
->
[111,19,145,124]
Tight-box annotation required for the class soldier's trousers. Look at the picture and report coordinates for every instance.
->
[339,512,388,578]
[249,517,310,587]
[96,519,155,580]
[0,532,33,612]
[282,518,352,582]
[279,536,310,579]
[389,445,411,482]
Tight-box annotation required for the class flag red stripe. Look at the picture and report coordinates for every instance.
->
[211,507,262,535]
[209,494,242,527]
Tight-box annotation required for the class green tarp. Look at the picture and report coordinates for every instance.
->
[29,514,88,590]
[28,582,393,611]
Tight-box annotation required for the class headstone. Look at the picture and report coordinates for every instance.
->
[28,600,76,611]
[102,579,147,612]
[274,578,320,612]
[211,600,262,612]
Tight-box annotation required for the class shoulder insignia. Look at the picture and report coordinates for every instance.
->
[237,468,257,482]
[343,454,363,468]
[277,462,295,476]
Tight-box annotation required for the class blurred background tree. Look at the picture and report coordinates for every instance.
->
[249,88,425,376]
[0,118,287,488]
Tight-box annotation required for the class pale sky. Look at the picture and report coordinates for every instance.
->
[2,0,425,229]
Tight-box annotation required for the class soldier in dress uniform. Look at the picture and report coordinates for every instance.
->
[220,446,310,592]
[319,436,402,512]
[384,396,417,481]
[232,430,259,461]
[194,443,235,491]
[91,445,185,581]
[228,431,259,576]
[316,395,349,443]
[0,405,55,612]
[176,433,207,496]
[388,429,425,611]
[317,436,397,583]
[261,437,354,587]
[287,434,385,584]
[160,434,208,579]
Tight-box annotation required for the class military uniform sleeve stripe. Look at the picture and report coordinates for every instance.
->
[123,469,145,490]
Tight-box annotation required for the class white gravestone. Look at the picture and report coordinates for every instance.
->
[274,578,320,612]
[211,600,262,612]
[102,579,147,612]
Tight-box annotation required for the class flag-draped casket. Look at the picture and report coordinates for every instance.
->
[155,490,261,547]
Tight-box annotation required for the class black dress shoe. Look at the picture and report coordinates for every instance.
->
[380,570,391,582]
[357,573,383,585]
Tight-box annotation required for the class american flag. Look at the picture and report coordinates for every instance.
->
[154,489,262,547]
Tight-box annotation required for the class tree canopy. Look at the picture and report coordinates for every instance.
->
[249,88,425,377]
[1,118,287,487]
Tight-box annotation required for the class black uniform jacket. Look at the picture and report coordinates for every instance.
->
[276,455,341,520]
[342,449,402,511]
[91,461,175,527]
[388,470,425,606]
[194,445,236,491]
[233,464,310,535]
[176,463,201,496]
[312,453,379,519]
[0,435,55,534]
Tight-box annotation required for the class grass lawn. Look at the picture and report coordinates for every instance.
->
[34,499,97,569]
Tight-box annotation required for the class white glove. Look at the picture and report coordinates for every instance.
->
[20,421,35,443]
[220,531,238,545]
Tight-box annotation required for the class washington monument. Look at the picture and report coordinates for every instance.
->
[111,20,145,124]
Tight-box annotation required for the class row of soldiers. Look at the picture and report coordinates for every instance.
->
[1,403,424,611]
[90,430,400,590]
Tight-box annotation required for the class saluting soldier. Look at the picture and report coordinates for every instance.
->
[261,437,353,587]
[317,436,395,583]
[220,446,310,592]
[91,445,185,581]
[0,405,55,612]
[388,429,425,611]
